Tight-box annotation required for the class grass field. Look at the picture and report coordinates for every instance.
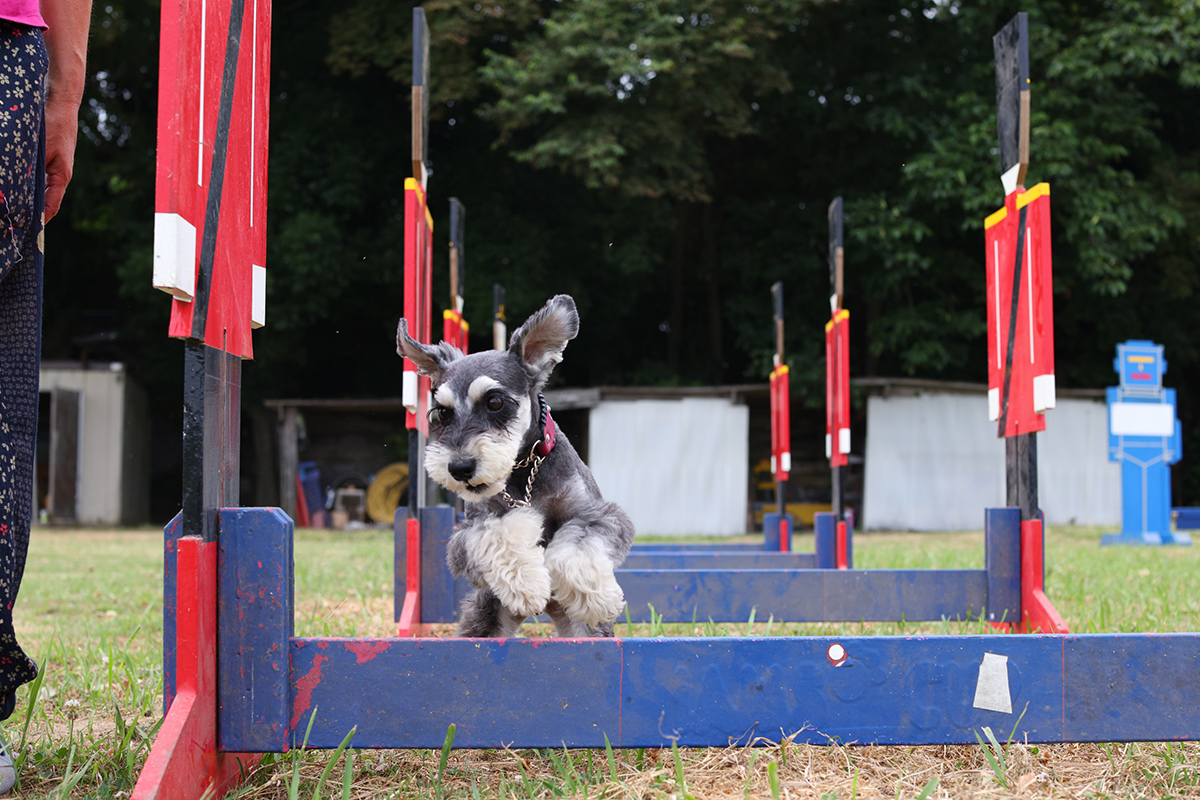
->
[5,523,1199,798]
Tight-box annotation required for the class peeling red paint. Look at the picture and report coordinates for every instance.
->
[291,653,328,730]
[345,640,392,664]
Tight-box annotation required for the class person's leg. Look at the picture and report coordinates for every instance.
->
[0,22,50,736]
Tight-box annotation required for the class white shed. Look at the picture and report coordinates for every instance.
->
[37,362,150,525]
[546,386,754,536]
[858,378,1119,530]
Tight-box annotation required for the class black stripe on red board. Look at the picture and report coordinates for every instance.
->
[997,203,1028,437]
[191,0,249,341]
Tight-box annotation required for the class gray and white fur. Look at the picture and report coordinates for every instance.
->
[396,295,635,637]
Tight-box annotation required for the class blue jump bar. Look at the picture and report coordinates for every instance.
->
[622,552,816,570]
[1174,507,1200,530]
[629,542,766,552]
[618,568,987,623]
[282,633,1200,750]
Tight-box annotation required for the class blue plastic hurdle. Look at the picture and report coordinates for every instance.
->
[170,506,1200,753]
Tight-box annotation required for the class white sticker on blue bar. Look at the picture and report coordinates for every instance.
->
[973,652,1013,714]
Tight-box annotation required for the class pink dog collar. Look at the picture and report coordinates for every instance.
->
[537,413,557,457]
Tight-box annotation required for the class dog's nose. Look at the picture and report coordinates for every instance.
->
[448,458,477,483]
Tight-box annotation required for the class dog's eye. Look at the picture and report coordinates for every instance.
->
[486,395,504,412]
[429,406,452,424]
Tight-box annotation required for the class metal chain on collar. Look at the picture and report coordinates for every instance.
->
[501,440,544,508]
[500,392,551,508]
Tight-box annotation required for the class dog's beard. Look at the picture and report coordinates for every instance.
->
[424,397,532,502]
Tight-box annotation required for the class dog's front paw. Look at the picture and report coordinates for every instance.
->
[545,543,626,626]
[491,559,552,618]
[470,507,551,618]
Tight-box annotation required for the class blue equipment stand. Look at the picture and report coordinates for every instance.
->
[1101,341,1190,546]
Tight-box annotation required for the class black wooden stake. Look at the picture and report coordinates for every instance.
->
[181,339,240,542]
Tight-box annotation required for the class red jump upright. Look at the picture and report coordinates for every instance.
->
[985,13,1066,635]
[826,198,851,522]
[134,540,258,800]
[768,282,791,552]
[137,0,274,795]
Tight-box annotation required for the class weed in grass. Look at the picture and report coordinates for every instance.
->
[743,750,759,799]
[975,725,1012,789]
[913,777,938,800]
[13,649,47,782]
[436,723,455,797]
[646,604,665,637]
[289,708,320,800]
[670,739,694,799]
[769,759,782,800]
[111,700,162,789]
[50,743,96,800]
[312,727,356,800]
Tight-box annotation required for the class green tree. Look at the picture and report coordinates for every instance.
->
[475,1,805,380]
[48,0,1200,508]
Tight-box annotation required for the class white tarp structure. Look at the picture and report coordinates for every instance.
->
[862,389,1119,530]
[588,397,748,536]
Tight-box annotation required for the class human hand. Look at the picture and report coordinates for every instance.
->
[40,0,92,223]
[42,90,81,222]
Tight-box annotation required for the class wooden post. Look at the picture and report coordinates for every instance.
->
[493,283,507,350]
[443,198,469,355]
[826,197,849,522]
[989,12,1053,524]
[828,197,844,315]
[411,7,430,187]
[770,282,787,517]
[404,4,433,513]
[763,281,792,532]
[278,406,298,520]
[449,198,465,314]
[397,6,435,636]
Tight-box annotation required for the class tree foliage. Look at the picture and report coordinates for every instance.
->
[45,0,1200,505]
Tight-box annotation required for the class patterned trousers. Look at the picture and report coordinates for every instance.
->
[0,21,48,721]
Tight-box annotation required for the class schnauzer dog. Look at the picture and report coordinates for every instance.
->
[396,295,635,637]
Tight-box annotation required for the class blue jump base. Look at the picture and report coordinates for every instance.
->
[1101,531,1192,547]
[1100,501,1195,545]
[162,507,1200,751]
[1175,508,1200,528]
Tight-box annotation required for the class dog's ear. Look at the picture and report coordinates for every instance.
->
[396,317,462,383]
[508,294,579,387]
